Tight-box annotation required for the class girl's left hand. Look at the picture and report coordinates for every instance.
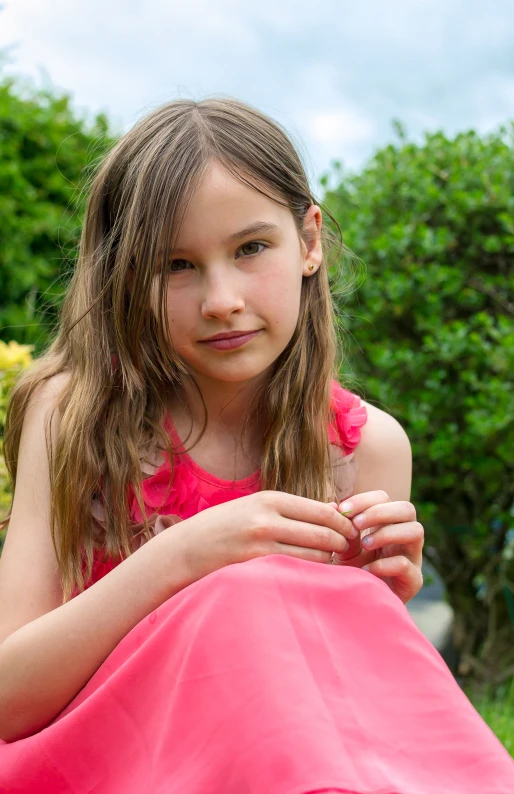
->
[327,490,424,605]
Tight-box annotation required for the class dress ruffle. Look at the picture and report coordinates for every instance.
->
[328,382,368,454]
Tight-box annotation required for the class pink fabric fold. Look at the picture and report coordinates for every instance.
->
[5,382,511,792]
[1,557,513,792]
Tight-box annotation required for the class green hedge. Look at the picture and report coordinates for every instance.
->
[0,66,116,353]
[323,119,514,685]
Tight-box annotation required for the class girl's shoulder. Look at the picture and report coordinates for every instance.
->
[328,379,369,456]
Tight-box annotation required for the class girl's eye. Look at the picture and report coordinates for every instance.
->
[168,259,191,273]
[239,241,267,258]
[167,241,268,273]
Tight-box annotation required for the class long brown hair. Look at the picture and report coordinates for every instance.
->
[0,96,362,603]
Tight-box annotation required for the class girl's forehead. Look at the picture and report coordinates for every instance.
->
[168,186,290,248]
[190,160,284,209]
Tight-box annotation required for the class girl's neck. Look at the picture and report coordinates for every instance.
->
[165,371,271,438]
[166,398,265,481]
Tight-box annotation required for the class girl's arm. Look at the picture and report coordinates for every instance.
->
[0,527,196,742]
[0,375,199,743]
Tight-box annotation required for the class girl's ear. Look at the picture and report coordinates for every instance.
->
[301,205,323,274]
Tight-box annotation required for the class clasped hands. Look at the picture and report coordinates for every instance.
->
[327,490,424,605]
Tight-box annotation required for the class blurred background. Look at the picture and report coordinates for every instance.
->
[2,0,514,192]
[0,0,513,752]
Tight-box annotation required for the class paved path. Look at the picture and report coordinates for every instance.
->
[406,599,454,650]
[405,560,454,651]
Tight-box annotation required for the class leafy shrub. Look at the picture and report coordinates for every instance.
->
[0,65,116,355]
[323,120,514,685]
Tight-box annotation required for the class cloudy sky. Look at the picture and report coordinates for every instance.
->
[1,0,513,195]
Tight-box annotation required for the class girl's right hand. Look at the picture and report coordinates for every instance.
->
[170,490,358,581]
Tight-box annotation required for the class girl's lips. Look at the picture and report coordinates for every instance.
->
[200,330,262,350]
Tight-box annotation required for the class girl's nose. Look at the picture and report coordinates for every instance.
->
[200,275,246,319]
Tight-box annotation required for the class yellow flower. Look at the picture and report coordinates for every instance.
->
[0,340,34,370]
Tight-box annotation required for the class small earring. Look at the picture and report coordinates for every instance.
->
[308,264,314,271]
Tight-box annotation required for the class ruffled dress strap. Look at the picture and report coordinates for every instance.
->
[328,379,368,456]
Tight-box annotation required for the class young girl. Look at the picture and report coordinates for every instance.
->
[0,97,512,793]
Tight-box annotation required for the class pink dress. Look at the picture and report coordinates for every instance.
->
[1,381,513,793]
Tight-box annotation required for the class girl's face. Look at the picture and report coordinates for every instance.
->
[155,160,322,388]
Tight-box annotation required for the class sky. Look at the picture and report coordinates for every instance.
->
[1,0,513,196]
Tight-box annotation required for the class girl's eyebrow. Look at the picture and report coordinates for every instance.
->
[169,221,280,254]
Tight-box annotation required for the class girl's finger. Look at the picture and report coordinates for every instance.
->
[338,495,415,528]
[362,556,424,603]
[360,521,424,558]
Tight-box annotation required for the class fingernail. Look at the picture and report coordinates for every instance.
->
[362,535,373,547]
[339,501,353,514]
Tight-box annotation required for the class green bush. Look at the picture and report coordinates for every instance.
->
[0,65,116,355]
[323,119,514,686]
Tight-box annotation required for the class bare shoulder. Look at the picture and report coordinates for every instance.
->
[37,370,72,402]
[358,399,410,443]
[351,400,412,502]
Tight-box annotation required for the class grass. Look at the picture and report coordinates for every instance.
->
[466,677,514,757]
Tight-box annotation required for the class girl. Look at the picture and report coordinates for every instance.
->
[0,97,512,793]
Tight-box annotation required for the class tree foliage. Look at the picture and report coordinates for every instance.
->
[0,66,116,353]
[322,121,514,685]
